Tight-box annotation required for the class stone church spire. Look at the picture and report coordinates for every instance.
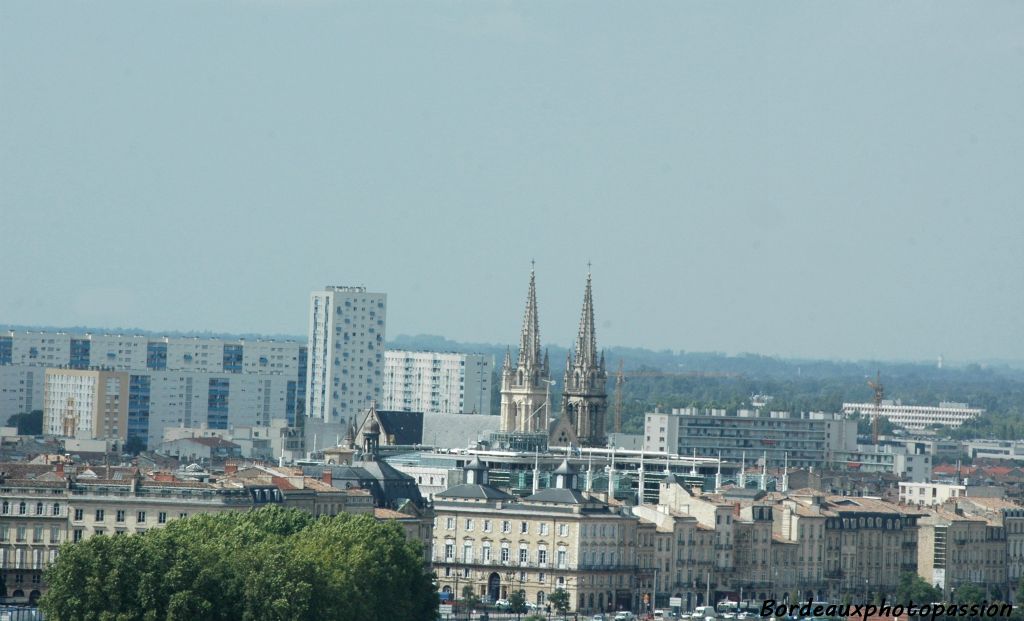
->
[517,266,543,370]
[500,266,551,434]
[573,271,598,369]
[551,269,609,448]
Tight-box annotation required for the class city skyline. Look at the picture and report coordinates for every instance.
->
[3,2,1023,362]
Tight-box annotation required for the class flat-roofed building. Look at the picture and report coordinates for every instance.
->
[43,368,129,442]
[383,351,492,415]
[841,401,983,430]
[646,408,858,470]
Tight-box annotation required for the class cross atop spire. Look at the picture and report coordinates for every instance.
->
[518,266,542,369]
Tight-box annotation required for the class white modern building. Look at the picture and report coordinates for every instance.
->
[963,439,1024,461]
[1,331,307,448]
[841,400,983,430]
[304,287,386,428]
[43,369,129,441]
[382,351,492,415]
[898,482,967,506]
[644,407,858,469]
[0,330,304,375]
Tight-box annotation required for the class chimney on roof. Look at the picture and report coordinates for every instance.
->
[224,462,238,475]
[322,469,333,486]
[56,462,64,477]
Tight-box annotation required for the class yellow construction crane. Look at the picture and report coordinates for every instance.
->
[867,371,884,445]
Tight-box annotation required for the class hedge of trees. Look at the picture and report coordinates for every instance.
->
[39,506,438,621]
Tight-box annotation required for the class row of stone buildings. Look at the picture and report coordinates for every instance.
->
[0,427,432,605]
[429,457,1022,615]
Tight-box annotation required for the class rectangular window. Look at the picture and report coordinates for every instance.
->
[73,529,83,543]
[50,527,60,543]
[95,509,105,521]
[520,521,528,534]
[502,521,511,533]
[519,548,528,564]
[465,519,473,531]
[538,549,548,565]
[540,523,549,536]
[137,511,146,524]
[33,526,43,543]
[501,547,510,562]
[116,510,125,523]
[446,517,455,530]
[158,512,167,524]
[179,513,188,519]
[444,543,454,560]
[483,519,492,532]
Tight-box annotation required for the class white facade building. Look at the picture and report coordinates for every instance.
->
[841,400,983,429]
[382,351,492,415]
[304,287,386,427]
[898,482,967,506]
[963,439,1024,462]
[1,331,307,448]
[43,369,129,441]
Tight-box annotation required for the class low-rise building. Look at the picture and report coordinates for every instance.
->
[841,401,983,430]
[432,458,641,615]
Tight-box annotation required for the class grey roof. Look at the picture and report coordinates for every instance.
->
[436,483,514,501]
[377,410,423,445]
[524,488,591,505]
[302,460,425,511]
[553,459,577,475]
[422,413,501,449]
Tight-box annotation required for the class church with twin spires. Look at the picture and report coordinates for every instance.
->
[498,267,609,448]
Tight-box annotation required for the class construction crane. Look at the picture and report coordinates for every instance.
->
[614,360,624,434]
[867,371,884,445]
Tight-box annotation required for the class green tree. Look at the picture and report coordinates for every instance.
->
[6,410,42,435]
[462,585,482,611]
[896,571,942,604]
[954,583,986,607]
[40,506,437,621]
[509,589,528,618]
[549,588,571,615]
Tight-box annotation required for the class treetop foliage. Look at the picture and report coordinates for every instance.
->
[40,506,437,621]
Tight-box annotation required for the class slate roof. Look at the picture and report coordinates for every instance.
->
[436,483,514,501]
[377,410,424,445]
[422,413,501,449]
[524,488,591,505]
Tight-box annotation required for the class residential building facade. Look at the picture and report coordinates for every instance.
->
[383,351,493,416]
[305,287,387,429]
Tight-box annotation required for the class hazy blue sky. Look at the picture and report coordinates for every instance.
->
[2,2,1022,362]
